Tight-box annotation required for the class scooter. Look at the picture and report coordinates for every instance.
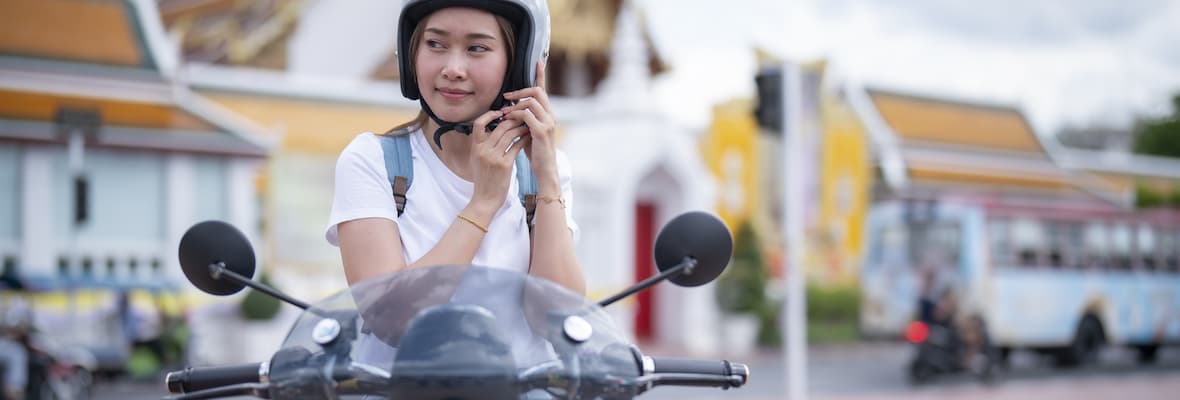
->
[905,316,998,385]
[162,211,750,399]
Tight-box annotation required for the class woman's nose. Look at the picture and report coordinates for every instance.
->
[441,55,467,81]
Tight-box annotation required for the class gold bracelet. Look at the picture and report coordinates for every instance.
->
[536,195,566,209]
[457,213,489,233]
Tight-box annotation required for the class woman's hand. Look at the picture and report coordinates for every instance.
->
[502,61,559,189]
[466,109,531,221]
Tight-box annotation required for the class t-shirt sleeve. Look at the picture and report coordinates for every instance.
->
[325,133,400,247]
[555,150,580,244]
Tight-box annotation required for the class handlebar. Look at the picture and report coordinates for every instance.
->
[165,362,265,395]
[643,356,749,389]
[164,355,748,399]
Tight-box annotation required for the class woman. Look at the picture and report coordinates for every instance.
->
[326,0,585,296]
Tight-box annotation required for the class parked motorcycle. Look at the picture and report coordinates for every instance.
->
[163,211,749,399]
[0,323,95,400]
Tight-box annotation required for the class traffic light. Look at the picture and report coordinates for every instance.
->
[754,66,782,132]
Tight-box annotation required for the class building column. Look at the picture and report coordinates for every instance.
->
[165,153,194,284]
[21,145,54,278]
[228,158,262,271]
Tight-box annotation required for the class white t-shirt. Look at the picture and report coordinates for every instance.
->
[325,129,578,273]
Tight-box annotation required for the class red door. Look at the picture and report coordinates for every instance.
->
[634,203,656,341]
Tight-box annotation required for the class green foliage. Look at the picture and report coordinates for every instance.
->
[1135,184,1180,208]
[806,285,861,344]
[806,285,861,322]
[714,222,768,314]
[1137,185,1165,208]
[714,222,782,346]
[1133,93,1180,158]
[239,273,282,321]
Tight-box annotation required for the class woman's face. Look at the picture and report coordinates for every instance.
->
[415,7,510,122]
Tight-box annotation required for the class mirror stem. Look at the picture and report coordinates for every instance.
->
[598,257,697,308]
[209,262,310,310]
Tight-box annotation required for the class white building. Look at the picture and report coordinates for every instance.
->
[0,0,270,358]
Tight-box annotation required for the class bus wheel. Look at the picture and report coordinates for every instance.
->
[1135,345,1159,365]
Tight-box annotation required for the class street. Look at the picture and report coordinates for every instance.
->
[95,342,1180,399]
[640,342,1180,400]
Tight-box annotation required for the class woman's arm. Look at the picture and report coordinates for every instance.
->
[503,63,585,295]
[336,204,489,286]
[527,176,586,295]
[337,111,530,287]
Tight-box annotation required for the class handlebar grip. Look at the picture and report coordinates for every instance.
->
[165,363,264,394]
[648,357,749,386]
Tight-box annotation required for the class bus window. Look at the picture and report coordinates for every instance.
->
[988,218,1010,267]
[1046,222,1079,269]
[1011,218,1045,268]
[1169,230,1180,273]
[1137,224,1156,271]
[1065,223,1084,269]
[873,224,910,269]
[1111,223,1133,271]
[909,222,961,273]
[1083,222,1109,270]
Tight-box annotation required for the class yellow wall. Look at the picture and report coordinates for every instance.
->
[812,97,871,285]
[701,98,760,231]
[199,92,418,156]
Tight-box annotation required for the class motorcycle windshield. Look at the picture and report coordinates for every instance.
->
[267,265,640,399]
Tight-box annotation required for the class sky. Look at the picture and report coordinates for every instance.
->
[636,0,1180,138]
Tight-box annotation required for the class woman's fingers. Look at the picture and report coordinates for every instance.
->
[505,133,529,159]
[503,89,552,117]
[505,108,545,137]
[472,110,504,144]
[535,60,547,91]
[493,123,530,153]
[488,117,523,143]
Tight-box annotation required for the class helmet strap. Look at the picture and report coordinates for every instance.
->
[422,96,510,149]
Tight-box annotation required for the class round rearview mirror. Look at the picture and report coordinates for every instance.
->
[177,220,256,295]
[653,211,733,287]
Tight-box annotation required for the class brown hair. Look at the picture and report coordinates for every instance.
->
[384,11,516,136]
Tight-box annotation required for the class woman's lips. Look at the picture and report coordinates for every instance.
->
[438,88,471,100]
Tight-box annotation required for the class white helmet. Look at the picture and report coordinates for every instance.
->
[397,0,551,104]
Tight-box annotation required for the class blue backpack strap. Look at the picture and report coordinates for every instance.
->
[514,153,538,229]
[379,132,414,216]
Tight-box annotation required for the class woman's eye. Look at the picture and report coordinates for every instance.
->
[426,40,444,49]
[469,45,490,53]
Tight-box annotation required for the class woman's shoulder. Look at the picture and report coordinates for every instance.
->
[343,131,382,151]
[333,132,387,171]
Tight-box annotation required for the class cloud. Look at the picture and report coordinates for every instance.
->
[637,0,1180,134]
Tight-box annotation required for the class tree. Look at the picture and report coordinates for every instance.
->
[1133,93,1180,158]
[714,222,768,315]
[714,222,780,345]
[239,273,282,320]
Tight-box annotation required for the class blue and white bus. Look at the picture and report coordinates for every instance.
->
[860,196,1180,364]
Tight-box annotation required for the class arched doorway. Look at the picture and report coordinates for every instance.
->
[633,201,656,341]
[632,166,684,344]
